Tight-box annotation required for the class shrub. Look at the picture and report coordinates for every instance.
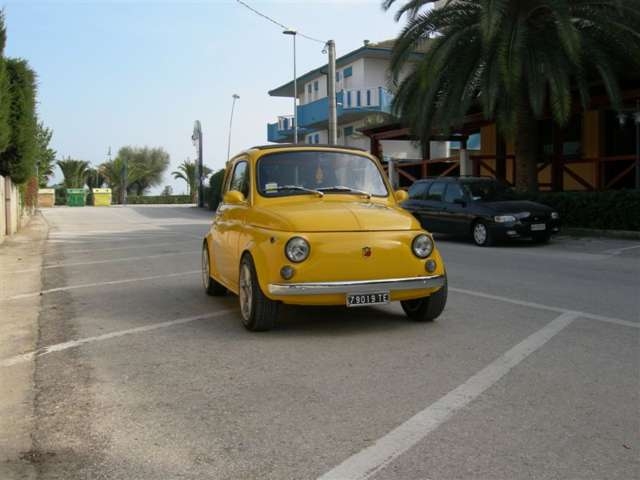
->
[523,190,640,231]
[125,195,191,205]
[207,169,225,211]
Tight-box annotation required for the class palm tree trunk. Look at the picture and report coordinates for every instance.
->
[514,98,539,192]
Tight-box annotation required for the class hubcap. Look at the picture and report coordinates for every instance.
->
[473,224,487,245]
[239,263,253,320]
[202,247,210,289]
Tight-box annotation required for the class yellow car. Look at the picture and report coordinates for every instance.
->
[202,145,447,331]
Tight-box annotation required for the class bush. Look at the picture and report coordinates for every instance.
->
[126,195,191,205]
[523,190,640,231]
[207,169,225,211]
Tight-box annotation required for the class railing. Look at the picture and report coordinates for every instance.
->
[341,87,393,111]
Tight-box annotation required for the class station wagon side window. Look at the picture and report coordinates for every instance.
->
[426,182,445,201]
[443,183,465,203]
[408,182,429,200]
[228,160,250,199]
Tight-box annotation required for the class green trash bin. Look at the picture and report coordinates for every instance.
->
[66,188,86,207]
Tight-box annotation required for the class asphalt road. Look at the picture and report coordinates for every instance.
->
[2,205,639,479]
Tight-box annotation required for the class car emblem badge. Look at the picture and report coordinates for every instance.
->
[362,247,372,257]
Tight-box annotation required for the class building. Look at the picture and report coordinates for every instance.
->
[267,39,436,164]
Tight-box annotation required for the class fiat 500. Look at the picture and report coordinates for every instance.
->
[202,145,447,331]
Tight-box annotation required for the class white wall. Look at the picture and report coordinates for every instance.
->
[379,140,423,160]
[0,175,5,244]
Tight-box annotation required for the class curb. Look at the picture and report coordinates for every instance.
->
[562,227,640,240]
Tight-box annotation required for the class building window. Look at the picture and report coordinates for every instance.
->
[356,91,361,107]
[344,126,354,137]
[314,134,320,144]
[347,91,352,107]
[314,80,319,91]
[344,66,353,78]
[366,90,371,106]
[307,136,312,144]
[336,71,341,82]
[307,84,312,94]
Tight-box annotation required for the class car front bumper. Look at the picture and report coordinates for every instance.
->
[269,274,445,296]
[491,220,561,239]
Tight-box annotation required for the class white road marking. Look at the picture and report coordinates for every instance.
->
[11,251,199,274]
[5,270,200,301]
[450,287,638,328]
[603,244,640,255]
[317,312,580,480]
[0,310,233,369]
[43,241,193,256]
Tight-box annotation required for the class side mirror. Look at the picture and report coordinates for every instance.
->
[394,190,408,202]
[223,190,245,204]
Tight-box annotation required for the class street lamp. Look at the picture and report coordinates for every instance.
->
[283,29,298,144]
[227,94,240,161]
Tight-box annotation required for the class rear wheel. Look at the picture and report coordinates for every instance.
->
[239,254,279,331]
[202,242,226,296]
[401,276,448,322]
[472,220,493,246]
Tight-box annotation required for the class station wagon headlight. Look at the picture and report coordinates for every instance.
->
[412,234,433,259]
[285,237,310,263]
[494,215,516,223]
[551,212,560,219]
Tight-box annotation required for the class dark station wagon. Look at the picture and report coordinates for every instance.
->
[401,177,561,246]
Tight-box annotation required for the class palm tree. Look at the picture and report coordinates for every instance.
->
[56,158,89,188]
[172,159,212,202]
[384,0,640,191]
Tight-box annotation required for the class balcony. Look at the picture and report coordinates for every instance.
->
[267,87,394,142]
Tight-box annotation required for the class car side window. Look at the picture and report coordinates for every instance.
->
[443,183,465,203]
[426,182,445,201]
[228,161,249,199]
[408,182,429,200]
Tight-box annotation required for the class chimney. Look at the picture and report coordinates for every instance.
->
[363,39,370,46]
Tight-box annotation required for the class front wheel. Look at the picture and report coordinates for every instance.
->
[401,276,448,322]
[238,255,279,331]
[472,220,493,246]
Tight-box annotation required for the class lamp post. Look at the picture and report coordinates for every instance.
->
[283,29,298,144]
[191,120,204,208]
[227,94,240,161]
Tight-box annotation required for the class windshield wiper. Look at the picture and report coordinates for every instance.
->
[317,185,371,198]
[268,185,324,197]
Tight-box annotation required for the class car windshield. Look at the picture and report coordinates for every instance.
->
[257,150,389,197]
[462,180,517,201]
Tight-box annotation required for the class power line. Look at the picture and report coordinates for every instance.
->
[234,0,326,44]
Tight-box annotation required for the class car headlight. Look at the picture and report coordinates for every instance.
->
[494,215,516,223]
[412,234,433,258]
[551,212,560,220]
[285,237,310,263]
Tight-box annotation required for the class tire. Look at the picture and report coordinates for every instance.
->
[472,220,493,246]
[202,242,226,296]
[401,276,448,322]
[238,254,279,331]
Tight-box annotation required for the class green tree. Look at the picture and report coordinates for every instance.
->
[161,185,173,196]
[172,159,212,202]
[85,167,105,190]
[35,122,56,187]
[56,158,89,188]
[117,146,170,195]
[384,0,640,191]
[0,11,10,155]
[0,58,38,184]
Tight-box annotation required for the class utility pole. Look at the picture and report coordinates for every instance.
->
[327,40,337,145]
[192,120,204,208]
[283,30,298,144]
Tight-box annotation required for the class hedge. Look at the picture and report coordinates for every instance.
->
[523,190,640,231]
[125,195,192,205]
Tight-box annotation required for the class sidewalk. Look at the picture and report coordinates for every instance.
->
[0,212,48,480]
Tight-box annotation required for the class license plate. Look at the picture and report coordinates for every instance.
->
[531,223,546,231]
[346,292,390,307]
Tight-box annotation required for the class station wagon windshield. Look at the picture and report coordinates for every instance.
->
[257,151,389,197]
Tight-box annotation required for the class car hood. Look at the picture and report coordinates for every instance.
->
[480,200,553,215]
[251,200,421,232]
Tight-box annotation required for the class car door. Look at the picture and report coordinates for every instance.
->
[419,181,447,232]
[212,159,250,288]
[402,181,430,227]
[442,182,471,235]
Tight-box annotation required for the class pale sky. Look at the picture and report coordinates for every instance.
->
[3,0,406,194]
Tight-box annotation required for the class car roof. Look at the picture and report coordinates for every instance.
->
[414,176,497,184]
[248,144,367,153]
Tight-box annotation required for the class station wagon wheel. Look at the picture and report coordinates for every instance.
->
[202,242,226,296]
[401,276,448,322]
[472,220,493,247]
[239,254,279,332]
